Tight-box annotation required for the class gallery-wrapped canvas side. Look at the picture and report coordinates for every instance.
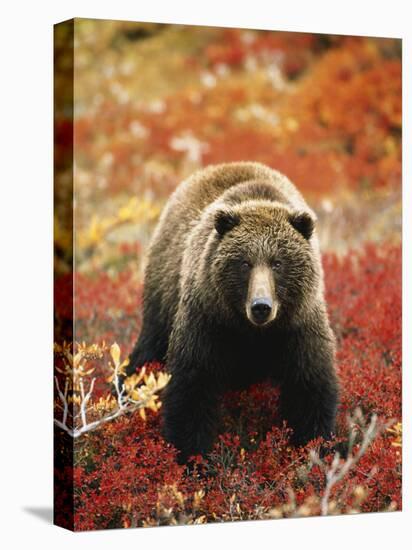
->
[53,19,74,532]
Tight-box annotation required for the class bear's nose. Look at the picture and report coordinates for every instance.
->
[251,298,272,324]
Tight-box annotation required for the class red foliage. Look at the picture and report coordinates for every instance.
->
[202,28,317,77]
[55,269,142,352]
[324,244,401,421]
[72,413,184,530]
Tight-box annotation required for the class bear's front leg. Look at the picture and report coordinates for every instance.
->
[162,371,220,464]
[279,318,339,446]
[161,313,221,464]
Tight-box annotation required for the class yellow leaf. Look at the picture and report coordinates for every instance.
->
[110,342,121,366]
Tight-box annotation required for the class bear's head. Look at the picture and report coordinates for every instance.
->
[212,202,319,328]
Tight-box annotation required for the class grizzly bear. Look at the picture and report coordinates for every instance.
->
[127,162,339,463]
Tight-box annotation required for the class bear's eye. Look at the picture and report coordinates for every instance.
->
[241,260,251,271]
[271,260,282,271]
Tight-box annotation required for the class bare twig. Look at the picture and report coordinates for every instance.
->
[54,343,170,438]
[54,376,69,428]
[80,378,96,428]
[309,410,390,516]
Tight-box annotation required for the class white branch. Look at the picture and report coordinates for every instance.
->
[113,358,126,410]
[318,413,381,516]
[54,373,164,437]
[54,344,170,438]
[80,378,96,428]
[54,394,154,438]
[55,376,69,429]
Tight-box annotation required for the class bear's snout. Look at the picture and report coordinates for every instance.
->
[246,265,278,326]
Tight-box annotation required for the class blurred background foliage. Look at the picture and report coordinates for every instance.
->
[54,20,401,277]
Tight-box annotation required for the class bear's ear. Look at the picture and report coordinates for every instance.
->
[214,208,240,236]
[288,211,315,240]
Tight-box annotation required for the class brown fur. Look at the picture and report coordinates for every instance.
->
[128,162,339,463]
